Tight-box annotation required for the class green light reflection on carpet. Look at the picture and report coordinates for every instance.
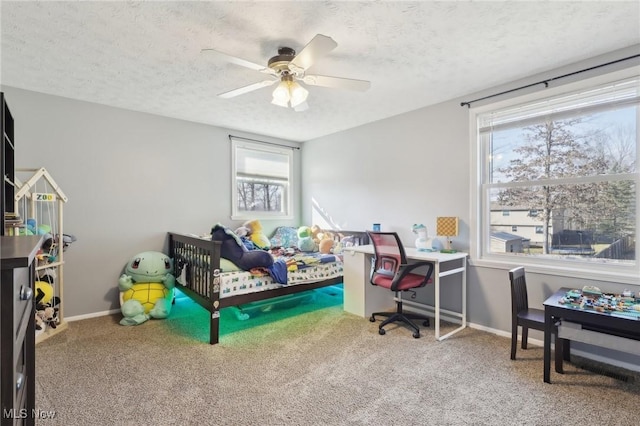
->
[165,285,344,343]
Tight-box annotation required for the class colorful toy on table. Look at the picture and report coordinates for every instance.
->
[118,251,176,326]
[559,286,640,318]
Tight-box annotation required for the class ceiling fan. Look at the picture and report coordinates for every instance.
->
[202,34,371,111]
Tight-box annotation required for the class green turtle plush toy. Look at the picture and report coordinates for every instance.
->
[118,251,176,326]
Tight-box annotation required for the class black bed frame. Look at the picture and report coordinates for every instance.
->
[167,231,369,344]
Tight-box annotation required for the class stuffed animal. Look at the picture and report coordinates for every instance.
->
[311,225,334,254]
[120,299,150,326]
[36,296,61,329]
[235,226,250,238]
[211,224,273,270]
[37,306,58,329]
[318,238,334,254]
[35,280,54,305]
[234,226,256,250]
[34,312,45,331]
[297,226,317,252]
[243,219,271,250]
[311,225,323,244]
[118,251,176,326]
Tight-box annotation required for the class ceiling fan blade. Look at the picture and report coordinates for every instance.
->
[289,34,338,72]
[201,48,275,75]
[218,79,278,99]
[302,75,371,92]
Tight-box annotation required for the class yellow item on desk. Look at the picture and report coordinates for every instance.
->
[437,216,459,253]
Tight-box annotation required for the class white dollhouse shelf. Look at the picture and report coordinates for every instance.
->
[15,167,68,343]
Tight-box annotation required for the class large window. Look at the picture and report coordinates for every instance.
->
[473,71,639,280]
[231,138,293,220]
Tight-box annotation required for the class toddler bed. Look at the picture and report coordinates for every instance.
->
[167,228,369,344]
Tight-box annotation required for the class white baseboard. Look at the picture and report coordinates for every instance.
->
[66,308,120,322]
[467,321,640,373]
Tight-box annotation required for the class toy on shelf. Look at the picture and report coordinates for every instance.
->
[36,296,60,330]
[118,251,176,325]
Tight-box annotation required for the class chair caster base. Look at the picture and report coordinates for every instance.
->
[379,328,386,335]
[413,332,420,339]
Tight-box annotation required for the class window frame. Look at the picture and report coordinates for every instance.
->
[231,138,294,221]
[469,66,640,284]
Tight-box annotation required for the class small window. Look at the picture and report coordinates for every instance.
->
[535,226,544,234]
[231,138,293,220]
[529,209,538,217]
[512,226,518,232]
[502,210,510,216]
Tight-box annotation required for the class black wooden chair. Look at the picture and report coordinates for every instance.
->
[509,266,565,370]
[367,231,434,338]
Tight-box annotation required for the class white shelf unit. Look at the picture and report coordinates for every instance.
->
[14,167,68,343]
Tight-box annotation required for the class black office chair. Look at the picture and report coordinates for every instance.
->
[367,231,434,338]
[509,267,565,368]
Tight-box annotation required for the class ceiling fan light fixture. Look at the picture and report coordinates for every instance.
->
[271,80,291,107]
[289,81,309,108]
[209,34,370,110]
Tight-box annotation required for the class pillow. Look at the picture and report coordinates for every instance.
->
[220,258,242,272]
[270,226,299,249]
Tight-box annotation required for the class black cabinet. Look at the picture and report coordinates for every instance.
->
[2,93,16,235]
[1,235,41,425]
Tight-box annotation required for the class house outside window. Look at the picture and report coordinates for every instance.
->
[472,70,639,281]
[231,138,293,220]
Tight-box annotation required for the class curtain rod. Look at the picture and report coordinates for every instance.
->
[460,54,640,108]
[228,134,301,150]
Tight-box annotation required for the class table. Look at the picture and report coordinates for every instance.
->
[342,245,468,341]
[543,287,640,383]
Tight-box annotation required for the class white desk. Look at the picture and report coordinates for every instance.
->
[342,245,468,341]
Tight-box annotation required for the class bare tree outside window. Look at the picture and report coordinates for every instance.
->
[231,137,293,219]
[479,77,637,267]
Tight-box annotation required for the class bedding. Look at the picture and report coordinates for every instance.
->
[167,228,369,344]
[174,247,344,296]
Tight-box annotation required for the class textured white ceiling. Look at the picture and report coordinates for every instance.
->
[1,1,639,142]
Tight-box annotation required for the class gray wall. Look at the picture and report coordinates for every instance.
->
[2,45,638,370]
[0,86,301,317]
[301,46,640,369]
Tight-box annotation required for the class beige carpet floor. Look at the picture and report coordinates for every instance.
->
[34,288,639,425]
